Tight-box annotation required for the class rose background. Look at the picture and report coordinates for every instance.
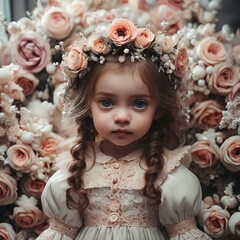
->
[0,0,240,239]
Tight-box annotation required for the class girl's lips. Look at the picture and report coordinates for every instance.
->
[112,129,132,134]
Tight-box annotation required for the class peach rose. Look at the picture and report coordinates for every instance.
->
[175,47,188,77]
[0,169,17,205]
[207,62,238,95]
[14,68,39,96]
[8,81,25,101]
[196,37,227,66]
[13,204,45,228]
[7,144,36,172]
[191,140,219,168]
[190,100,224,129]
[0,223,16,240]
[11,32,51,73]
[107,18,138,46]
[64,44,88,73]
[201,205,230,238]
[134,28,155,49]
[227,82,240,101]
[88,34,111,54]
[20,175,45,199]
[229,212,240,237]
[219,135,240,172]
[42,7,74,40]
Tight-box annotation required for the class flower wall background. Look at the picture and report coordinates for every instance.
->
[0,0,240,239]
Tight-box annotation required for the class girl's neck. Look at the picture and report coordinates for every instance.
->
[100,139,144,159]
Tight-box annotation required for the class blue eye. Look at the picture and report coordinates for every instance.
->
[133,100,147,109]
[99,99,113,108]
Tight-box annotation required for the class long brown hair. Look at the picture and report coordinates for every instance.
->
[64,57,185,213]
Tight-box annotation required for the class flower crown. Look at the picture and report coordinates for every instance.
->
[60,18,189,90]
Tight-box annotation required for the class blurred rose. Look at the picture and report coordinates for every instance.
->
[7,144,36,172]
[0,44,11,67]
[128,0,148,11]
[200,205,230,238]
[53,83,64,111]
[107,18,138,46]
[88,34,111,54]
[14,68,39,96]
[0,223,16,240]
[0,169,17,205]
[20,175,45,199]
[196,37,227,65]
[230,45,240,65]
[190,100,224,129]
[64,44,88,73]
[52,66,65,85]
[175,47,188,77]
[134,28,154,48]
[229,212,240,237]
[66,0,86,17]
[191,140,219,168]
[42,7,74,40]
[157,0,183,8]
[203,196,214,209]
[11,32,51,73]
[207,62,238,95]
[150,5,182,34]
[219,135,240,172]
[13,205,45,228]
[7,81,25,101]
[63,33,81,52]
[227,82,240,101]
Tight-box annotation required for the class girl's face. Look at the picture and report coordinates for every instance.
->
[90,67,157,152]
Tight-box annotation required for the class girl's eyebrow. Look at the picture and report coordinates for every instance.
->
[95,92,152,98]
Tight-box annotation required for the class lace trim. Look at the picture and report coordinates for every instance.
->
[49,218,79,238]
[166,217,196,237]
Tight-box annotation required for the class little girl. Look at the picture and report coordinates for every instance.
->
[36,18,212,239]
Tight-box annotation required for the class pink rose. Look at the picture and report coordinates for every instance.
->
[0,169,17,205]
[42,7,74,40]
[200,205,230,238]
[14,68,39,96]
[207,62,238,95]
[127,0,148,11]
[65,0,86,17]
[196,37,227,65]
[227,82,240,101]
[191,140,219,168]
[88,34,111,54]
[21,175,45,199]
[229,212,240,237]
[53,83,64,111]
[0,44,11,67]
[64,43,88,73]
[230,45,240,65]
[219,135,240,172]
[175,47,188,77]
[107,18,138,46]
[52,66,65,85]
[157,0,183,8]
[7,81,25,101]
[203,196,214,209]
[0,223,16,240]
[13,205,45,228]
[7,144,36,172]
[11,32,51,73]
[190,100,224,129]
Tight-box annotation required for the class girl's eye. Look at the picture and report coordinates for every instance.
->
[133,100,147,109]
[99,99,113,108]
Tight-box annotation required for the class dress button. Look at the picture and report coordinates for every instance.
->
[108,212,119,223]
[109,200,120,211]
[114,162,120,169]
[112,177,118,184]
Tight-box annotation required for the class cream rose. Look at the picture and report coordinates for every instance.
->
[196,37,227,65]
[0,223,16,240]
[0,169,18,205]
[207,62,238,95]
[175,47,188,77]
[190,100,224,129]
[11,32,51,73]
[42,7,74,40]
[7,144,36,172]
[191,140,219,168]
[229,212,240,237]
[107,18,138,46]
[219,135,240,172]
[134,28,155,49]
[200,205,230,238]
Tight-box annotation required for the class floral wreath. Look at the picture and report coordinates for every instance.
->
[59,18,190,90]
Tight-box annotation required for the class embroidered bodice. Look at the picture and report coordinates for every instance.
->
[36,142,212,240]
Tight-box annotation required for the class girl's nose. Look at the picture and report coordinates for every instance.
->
[114,108,131,125]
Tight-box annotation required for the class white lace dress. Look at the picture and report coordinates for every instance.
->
[36,142,212,240]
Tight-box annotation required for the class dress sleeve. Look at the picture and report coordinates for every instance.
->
[158,148,212,239]
[36,170,83,240]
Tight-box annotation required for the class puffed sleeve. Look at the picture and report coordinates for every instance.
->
[157,148,212,239]
[36,170,83,240]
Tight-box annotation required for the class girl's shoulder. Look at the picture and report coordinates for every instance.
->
[155,145,193,187]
